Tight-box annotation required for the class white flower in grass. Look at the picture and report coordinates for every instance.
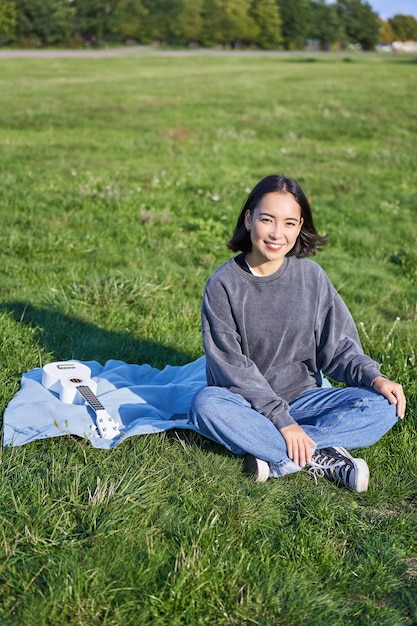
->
[211,194,220,202]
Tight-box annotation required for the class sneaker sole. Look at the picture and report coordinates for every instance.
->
[244,455,270,482]
[332,447,369,492]
[349,457,369,493]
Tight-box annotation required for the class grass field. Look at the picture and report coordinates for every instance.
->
[0,50,416,625]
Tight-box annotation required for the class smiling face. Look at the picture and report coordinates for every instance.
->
[244,191,303,275]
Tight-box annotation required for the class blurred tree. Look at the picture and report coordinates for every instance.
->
[249,0,282,49]
[199,0,228,46]
[276,0,312,50]
[199,0,258,47]
[388,14,417,41]
[218,0,259,46]
[72,0,114,40]
[182,0,203,43]
[141,0,185,42]
[308,0,342,49]
[379,18,394,44]
[0,0,17,42]
[5,0,403,50]
[108,0,148,42]
[336,0,380,50]
[14,0,73,45]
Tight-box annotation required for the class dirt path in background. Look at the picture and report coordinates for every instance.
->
[0,46,341,59]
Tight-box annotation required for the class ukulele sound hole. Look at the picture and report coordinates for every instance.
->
[70,378,83,384]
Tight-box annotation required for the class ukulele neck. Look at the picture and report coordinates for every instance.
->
[76,385,105,411]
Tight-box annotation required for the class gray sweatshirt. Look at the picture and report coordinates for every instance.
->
[202,254,383,430]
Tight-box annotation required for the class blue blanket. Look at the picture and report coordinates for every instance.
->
[3,358,207,449]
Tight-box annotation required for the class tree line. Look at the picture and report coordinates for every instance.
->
[1,0,417,51]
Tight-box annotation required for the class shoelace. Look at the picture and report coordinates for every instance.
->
[307,455,351,485]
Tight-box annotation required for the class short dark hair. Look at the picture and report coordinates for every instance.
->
[227,174,328,257]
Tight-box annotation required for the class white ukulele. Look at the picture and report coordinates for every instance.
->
[42,361,121,440]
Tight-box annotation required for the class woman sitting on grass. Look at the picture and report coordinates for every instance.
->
[189,174,406,492]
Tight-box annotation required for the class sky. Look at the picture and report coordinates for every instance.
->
[328,1,417,20]
[365,1,417,19]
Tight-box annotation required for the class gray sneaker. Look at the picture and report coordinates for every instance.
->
[245,454,270,482]
[308,446,369,492]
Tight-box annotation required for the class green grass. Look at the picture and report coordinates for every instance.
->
[0,50,416,625]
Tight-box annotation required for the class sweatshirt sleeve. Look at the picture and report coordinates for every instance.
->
[316,291,383,387]
[202,278,296,430]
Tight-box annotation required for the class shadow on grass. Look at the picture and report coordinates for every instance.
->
[163,428,237,462]
[285,56,319,63]
[0,301,194,369]
[387,55,417,64]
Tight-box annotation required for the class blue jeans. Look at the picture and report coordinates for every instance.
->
[188,385,398,476]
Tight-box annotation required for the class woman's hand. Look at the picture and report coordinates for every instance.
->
[372,376,406,419]
[279,423,317,467]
